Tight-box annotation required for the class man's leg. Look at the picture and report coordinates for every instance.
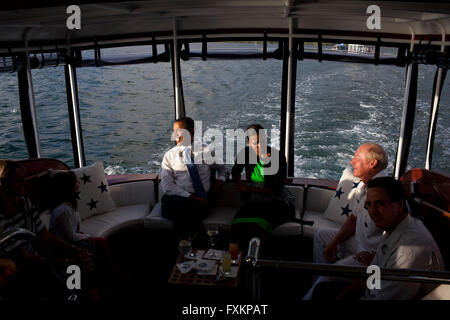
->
[313,228,338,264]
[162,194,209,237]
[303,252,363,300]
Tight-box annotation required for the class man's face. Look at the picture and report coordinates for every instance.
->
[365,187,402,231]
[248,134,260,155]
[350,145,372,180]
[173,121,193,146]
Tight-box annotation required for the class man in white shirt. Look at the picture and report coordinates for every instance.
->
[161,117,229,237]
[337,177,444,300]
[303,142,387,300]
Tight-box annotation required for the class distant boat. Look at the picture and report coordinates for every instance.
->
[348,43,375,53]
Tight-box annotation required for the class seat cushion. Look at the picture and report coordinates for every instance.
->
[72,161,115,220]
[203,206,240,231]
[143,202,174,230]
[300,211,341,238]
[80,204,149,238]
[323,168,361,224]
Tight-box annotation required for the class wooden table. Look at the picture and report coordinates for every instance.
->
[168,251,242,288]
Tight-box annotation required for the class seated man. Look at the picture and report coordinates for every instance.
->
[161,117,229,237]
[303,142,387,300]
[337,177,444,300]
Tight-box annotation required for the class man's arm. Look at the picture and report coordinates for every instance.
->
[161,153,191,198]
[323,214,357,262]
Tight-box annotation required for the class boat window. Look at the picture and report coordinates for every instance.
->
[76,46,173,174]
[180,42,282,170]
[0,72,28,160]
[408,65,450,174]
[294,54,404,180]
[31,67,75,167]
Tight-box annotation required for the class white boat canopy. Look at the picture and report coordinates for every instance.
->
[0,0,450,51]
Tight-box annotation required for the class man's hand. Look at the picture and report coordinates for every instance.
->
[352,251,375,266]
[0,258,17,286]
[323,241,339,263]
[190,194,208,206]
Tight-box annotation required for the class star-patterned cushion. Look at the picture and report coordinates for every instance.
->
[322,168,361,224]
[72,161,115,220]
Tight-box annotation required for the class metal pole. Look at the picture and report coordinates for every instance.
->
[65,58,86,168]
[284,18,297,177]
[425,23,447,170]
[172,20,185,119]
[394,62,418,179]
[24,38,41,158]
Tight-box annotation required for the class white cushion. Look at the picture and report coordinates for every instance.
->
[285,185,304,213]
[204,206,240,231]
[144,202,174,230]
[300,210,341,238]
[323,168,361,224]
[109,180,155,207]
[80,204,149,238]
[72,161,115,220]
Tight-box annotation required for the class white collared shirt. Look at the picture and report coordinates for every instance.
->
[364,214,444,300]
[161,144,229,198]
[354,170,385,253]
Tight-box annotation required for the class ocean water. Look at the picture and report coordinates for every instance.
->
[0,43,449,180]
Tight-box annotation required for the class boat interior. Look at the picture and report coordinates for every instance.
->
[0,0,450,306]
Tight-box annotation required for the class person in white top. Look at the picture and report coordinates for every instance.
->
[303,142,387,300]
[337,177,444,300]
[49,170,122,287]
[161,117,229,237]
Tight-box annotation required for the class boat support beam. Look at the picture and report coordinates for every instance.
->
[64,53,86,168]
[17,39,41,158]
[425,24,448,170]
[171,20,185,119]
[394,62,418,179]
[284,18,297,177]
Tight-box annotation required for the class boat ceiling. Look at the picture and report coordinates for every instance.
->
[1,0,450,52]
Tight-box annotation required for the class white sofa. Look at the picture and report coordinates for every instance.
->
[41,180,155,239]
[272,186,341,237]
[144,183,341,238]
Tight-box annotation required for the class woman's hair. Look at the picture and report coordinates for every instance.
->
[49,171,78,210]
[0,160,23,187]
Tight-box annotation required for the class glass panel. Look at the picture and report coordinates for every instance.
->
[77,46,173,174]
[294,50,404,180]
[32,66,74,167]
[0,72,27,160]
[181,42,283,170]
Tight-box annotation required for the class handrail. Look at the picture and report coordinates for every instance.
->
[0,228,68,289]
[246,238,450,285]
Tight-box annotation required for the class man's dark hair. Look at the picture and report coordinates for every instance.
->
[174,117,195,132]
[367,177,406,203]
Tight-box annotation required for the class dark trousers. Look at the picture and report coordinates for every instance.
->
[161,194,209,238]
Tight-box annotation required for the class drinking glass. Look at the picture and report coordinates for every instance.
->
[222,252,231,274]
[206,227,220,248]
[229,241,239,264]
[179,239,192,260]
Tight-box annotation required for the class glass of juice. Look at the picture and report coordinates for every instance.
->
[229,241,239,264]
[222,252,231,274]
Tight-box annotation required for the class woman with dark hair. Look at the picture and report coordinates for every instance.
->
[231,124,294,244]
